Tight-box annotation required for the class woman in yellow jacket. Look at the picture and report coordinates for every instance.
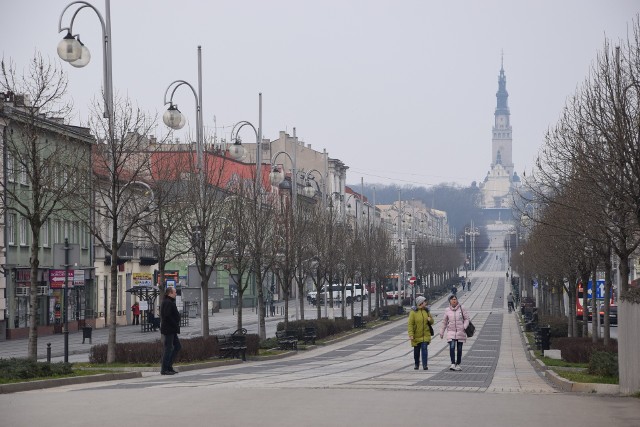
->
[408,296,434,370]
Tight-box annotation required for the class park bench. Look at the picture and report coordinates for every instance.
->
[276,330,298,351]
[217,328,247,361]
[302,327,316,345]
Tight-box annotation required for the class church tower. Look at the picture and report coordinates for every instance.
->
[480,54,520,211]
[491,54,514,176]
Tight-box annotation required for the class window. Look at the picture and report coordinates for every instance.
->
[42,220,50,247]
[7,214,16,245]
[7,151,15,182]
[53,219,60,243]
[19,162,28,185]
[19,216,28,245]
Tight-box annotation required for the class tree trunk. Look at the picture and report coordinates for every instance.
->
[27,234,41,361]
[107,235,118,363]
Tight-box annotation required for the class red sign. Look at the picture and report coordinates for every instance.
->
[409,276,416,285]
[49,270,74,289]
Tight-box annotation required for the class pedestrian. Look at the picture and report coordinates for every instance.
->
[160,287,181,375]
[131,301,140,325]
[451,284,457,296]
[408,296,434,370]
[467,280,471,291]
[462,281,466,291]
[439,294,471,371]
[507,292,514,312]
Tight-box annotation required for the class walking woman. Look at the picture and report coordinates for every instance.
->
[408,296,434,370]
[439,294,470,371]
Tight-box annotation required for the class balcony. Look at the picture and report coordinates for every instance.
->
[97,241,133,265]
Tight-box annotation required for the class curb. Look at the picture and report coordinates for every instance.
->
[0,372,141,394]
[517,317,621,395]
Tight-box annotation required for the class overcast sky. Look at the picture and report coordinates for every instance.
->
[1,1,638,188]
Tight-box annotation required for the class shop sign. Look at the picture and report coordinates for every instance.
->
[49,269,74,289]
[133,272,153,287]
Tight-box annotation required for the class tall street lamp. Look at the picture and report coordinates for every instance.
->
[58,0,113,357]
[162,47,247,203]
[465,221,479,270]
[270,150,299,318]
[57,0,113,127]
[162,46,244,336]
[230,94,262,181]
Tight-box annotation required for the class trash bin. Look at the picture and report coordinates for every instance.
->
[82,326,92,344]
[539,325,551,350]
[354,315,363,328]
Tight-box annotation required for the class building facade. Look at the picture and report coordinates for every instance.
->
[1,92,95,339]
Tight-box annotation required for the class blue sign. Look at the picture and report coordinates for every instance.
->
[586,280,608,299]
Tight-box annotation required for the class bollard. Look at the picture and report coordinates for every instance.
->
[47,343,51,363]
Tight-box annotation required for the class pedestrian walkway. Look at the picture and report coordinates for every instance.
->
[0,301,372,363]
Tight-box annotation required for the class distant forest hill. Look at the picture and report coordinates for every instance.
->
[348,182,484,235]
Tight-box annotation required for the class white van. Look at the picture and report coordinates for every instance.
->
[345,283,369,304]
[308,284,342,305]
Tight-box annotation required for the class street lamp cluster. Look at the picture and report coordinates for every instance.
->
[464,221,480,271]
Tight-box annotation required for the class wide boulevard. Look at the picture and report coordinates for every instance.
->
[1,226,638,426]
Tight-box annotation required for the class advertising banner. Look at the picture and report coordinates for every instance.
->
[133,272,153,287]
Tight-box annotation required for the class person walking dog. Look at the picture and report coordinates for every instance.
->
[440,294,470,371]
[408,296,434,370]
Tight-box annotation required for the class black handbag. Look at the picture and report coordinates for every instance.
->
[460,306,475,337]
[428,324,434,336]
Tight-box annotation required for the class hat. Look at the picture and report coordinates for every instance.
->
[448,294,457,302]
[415,296,426,306]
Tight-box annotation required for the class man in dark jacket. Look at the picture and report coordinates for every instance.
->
[160,287,181,375]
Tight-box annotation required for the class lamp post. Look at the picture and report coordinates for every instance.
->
[58,0,115,355]
[270,149,299,318]
[520,250,525,302]
[230,94,262,181]
[465,221,479,270]
[459,234,468,278]
[163,46,246,194]
[162,46,244,336]
[57,0,113,127]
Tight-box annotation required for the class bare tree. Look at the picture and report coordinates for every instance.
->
[246,170,278,340]
[1,54,92,360]
[138,149,193,297]
[85,95,164,363]
[179,150,239,338]
[224,182,255,332]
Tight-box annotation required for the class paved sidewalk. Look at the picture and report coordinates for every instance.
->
[0,301,373,363]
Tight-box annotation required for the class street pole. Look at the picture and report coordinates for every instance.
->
[63,238,70,363]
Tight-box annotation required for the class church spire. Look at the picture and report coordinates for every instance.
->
[496,51,509,116]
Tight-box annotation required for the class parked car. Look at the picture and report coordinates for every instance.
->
[599,303,618,325]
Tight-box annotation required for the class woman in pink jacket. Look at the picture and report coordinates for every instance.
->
[439,294,470,371]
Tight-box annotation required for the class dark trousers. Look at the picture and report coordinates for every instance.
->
[449,340,463,365]
[413,342,429,368]
[161,333,182,372]
[133,314,139,325]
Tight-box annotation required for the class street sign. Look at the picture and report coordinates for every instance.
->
[409,276,416,285]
